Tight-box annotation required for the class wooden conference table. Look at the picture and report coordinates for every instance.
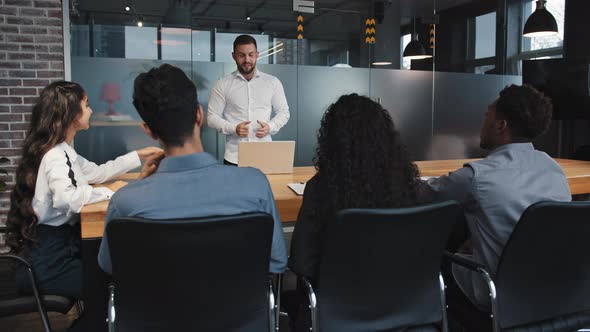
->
[80,158,590,239]
[77,157,590,331]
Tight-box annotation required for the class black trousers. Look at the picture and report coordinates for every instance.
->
[443,263,492,332]
[442,214,492,331]
[16,223,82,299]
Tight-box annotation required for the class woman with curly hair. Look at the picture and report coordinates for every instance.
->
[5,81,162,299]
[286,93,426,328]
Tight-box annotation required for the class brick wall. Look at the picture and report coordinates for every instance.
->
[0,0,64,227]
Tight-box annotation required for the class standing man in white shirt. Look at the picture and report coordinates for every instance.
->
[207,34,290,165]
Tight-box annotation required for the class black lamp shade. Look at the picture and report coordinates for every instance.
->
[523,3,558,37]
[403,39,432,60]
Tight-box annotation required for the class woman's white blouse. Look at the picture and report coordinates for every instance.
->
[33,142,141,226]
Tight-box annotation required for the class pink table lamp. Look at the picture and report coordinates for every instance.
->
[100,83,121,116]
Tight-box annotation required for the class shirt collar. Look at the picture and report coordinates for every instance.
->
[58,142,78,161]
[489,142,534,155]
[156,152,219,173]
[233,69,262,81]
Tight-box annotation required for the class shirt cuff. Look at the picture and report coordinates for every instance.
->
[267,122,278,135]
[88,187,115,204]
[127,151,142,168]
[224,122,237,136]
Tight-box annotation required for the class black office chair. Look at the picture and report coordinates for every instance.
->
[0,253,76,332]
[445,201,590,332]
[106,212,277,332]
[300,201,462,332]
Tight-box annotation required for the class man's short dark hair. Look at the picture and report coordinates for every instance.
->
[495,84,553,140]
[233,34,257,51]
[132,64,198,147]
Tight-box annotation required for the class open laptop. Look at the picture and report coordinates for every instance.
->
[238,141,296,174]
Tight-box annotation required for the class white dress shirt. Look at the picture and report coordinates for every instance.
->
[33,142,141,227]
[207,69,290,164]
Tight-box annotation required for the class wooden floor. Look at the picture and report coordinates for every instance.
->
[0,308,295,332]
[0,309,76,332]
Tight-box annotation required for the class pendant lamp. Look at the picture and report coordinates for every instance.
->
[403,19,432,60]
[523,0,558,37]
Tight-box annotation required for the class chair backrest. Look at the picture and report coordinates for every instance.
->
[315,201,462,331]
[0,254,74,332]
[106,212,274,331]
[494,201,590,329]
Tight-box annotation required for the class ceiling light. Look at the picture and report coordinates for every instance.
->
[403,34,432,59]
[523,0,558,37]
[403,19,432,60]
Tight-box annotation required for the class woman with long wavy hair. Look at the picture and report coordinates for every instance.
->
[5,81,162,299]
[286,94,426,329]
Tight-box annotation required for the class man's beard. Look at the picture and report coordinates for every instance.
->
[238,63,255,75]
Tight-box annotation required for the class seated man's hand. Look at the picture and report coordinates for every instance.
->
[136,146,164,160]
[256,120,269,138]
[236,121,251,137]
[139,150,166,180]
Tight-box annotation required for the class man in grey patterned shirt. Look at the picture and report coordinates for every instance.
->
[426,85,571,327]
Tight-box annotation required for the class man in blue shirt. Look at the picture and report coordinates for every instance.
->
[97,64,288,274]
[427,85,570,329]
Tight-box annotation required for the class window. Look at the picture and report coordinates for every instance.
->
[522,0,565,51]
[71,25,90,56]
[214,32,269,64]
[160,27,192,61]
[475,12,496,59]
[124,26,157,59]
[272,38,299,65]
[191,30,211,62]
[474,65,494,74]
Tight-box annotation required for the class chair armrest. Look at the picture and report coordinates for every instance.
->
[302,276,319,331]
[443,251,485,272]
[443,251,499,332]
[301,277,317,308]
[0,253,33,270]
[0,253,52,331]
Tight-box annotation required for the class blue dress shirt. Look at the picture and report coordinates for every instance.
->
[427,143,571,309]
[97,152,288,274]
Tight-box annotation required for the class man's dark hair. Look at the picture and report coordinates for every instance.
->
[132,64,198,147]
[233,34,257,51]
[495,84,553,140]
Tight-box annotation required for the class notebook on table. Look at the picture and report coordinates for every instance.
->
[238,141,296,174]
[287,182,305,195]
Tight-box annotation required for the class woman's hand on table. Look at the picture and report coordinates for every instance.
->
[139,150,166,180]
[136,146,164,161]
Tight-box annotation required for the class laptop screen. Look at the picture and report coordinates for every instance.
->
[237,141,296,174]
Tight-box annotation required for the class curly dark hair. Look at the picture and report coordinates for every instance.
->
[133,64,198,147]
[6,81,86,253]
[314,93,422,212]
[495,84,553,139]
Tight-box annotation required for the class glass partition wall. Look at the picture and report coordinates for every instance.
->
[68,0,556,166]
